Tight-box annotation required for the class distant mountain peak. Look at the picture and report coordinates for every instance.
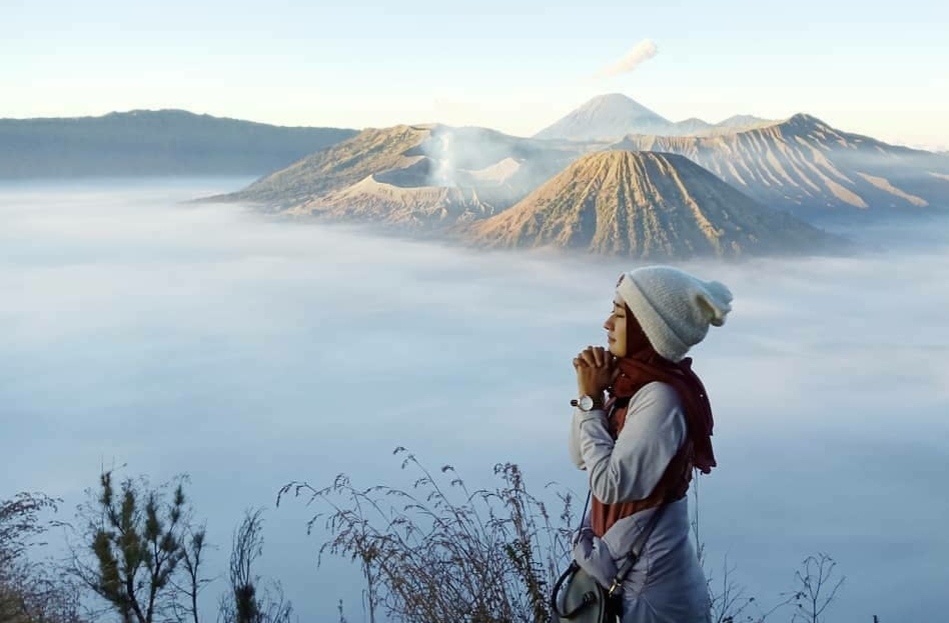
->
[534,93,671,142]
[567,93,668,122]
[581,93,658,112]
[783,112,829,130]
[718,113,771,125]
[589,92,633,102]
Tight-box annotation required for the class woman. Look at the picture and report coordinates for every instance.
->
[568,265,732,623]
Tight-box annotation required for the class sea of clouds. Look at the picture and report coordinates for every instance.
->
[2,178,947,622]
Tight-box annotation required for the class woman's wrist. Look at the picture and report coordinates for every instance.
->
[577,388,605,408]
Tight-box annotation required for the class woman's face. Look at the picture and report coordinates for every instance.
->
[603,297,627,358]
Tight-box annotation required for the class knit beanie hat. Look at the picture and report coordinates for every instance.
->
[616,266,733,362]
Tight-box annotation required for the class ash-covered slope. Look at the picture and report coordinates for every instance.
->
[214,124,582,229]
[466,150,844,259]
[220,125,433,207]
[286,169,498,230]
[615,114,949,216]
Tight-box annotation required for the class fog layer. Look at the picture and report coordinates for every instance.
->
[1,179,947,622]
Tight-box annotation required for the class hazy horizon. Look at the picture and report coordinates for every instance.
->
[3,0,948,148]
[1,99,946,154]
[2,178,948,622]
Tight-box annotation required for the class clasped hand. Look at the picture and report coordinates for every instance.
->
[572,346,615,397]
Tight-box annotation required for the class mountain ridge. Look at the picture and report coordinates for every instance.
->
[614,113,949,216]
[464,150,845,258]
[220,123,584,229]
[16,101,939,259]
[0,110,358,178]
[534,94,778,141]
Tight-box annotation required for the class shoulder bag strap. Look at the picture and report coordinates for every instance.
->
[606,501,668,597]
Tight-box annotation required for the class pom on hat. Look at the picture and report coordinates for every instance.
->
[616,266,733,362]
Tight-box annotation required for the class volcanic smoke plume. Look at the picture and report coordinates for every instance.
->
[597,39,659,77]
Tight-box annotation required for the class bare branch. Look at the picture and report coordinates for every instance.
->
[281,450,577,623]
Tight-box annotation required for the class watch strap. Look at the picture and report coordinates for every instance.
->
[570,395,604,411]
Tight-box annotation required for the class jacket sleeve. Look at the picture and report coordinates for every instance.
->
[568,406,605,469]
[570,382,687,504]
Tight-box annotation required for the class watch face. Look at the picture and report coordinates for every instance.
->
[579,395,594,411]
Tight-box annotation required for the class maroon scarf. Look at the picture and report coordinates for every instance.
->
[612,308,716,472]
[590,308,716,536]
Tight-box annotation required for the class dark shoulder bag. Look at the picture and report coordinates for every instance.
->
[549,494,667,622]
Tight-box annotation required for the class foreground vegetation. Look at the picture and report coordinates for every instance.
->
[3,451,855,622]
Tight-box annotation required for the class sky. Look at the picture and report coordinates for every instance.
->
[2,178,948,622]
[3,0,948,148]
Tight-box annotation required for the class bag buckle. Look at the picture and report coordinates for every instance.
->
[607,578,622,597]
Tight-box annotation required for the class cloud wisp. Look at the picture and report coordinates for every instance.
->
[596,39,659,78]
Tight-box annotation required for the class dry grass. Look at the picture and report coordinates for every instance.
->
[278,448,578,623]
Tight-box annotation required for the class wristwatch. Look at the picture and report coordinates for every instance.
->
[571,395,603,412]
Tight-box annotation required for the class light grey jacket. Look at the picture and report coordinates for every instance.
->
[568,382,711,623]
